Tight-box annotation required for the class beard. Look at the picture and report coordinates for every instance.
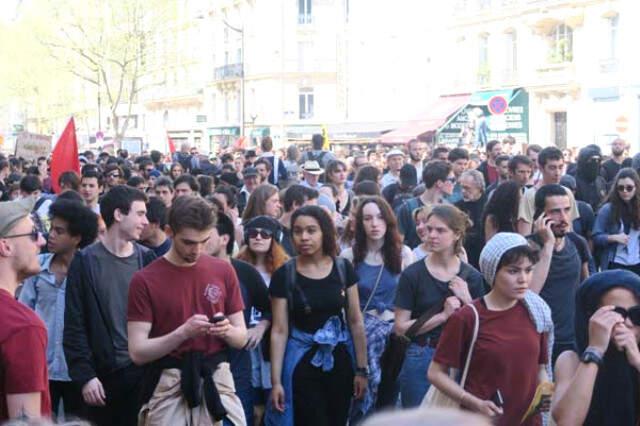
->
[613,147,625,156]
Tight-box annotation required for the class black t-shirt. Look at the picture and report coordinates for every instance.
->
[394,261,486,341]
[528,233,590,344]
[270,260,358,333]
[231,259,270,326]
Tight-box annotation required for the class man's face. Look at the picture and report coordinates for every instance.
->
[439,172,456,196]
[255,164,269,182]
[459,175,482,202]
[47,217,80,254]
[116,200,149,241]
[542,159,564,184]
[612,139,626,157]
[174,183,194,198]
[435,151,449,162]
[169,226,211,264]
[155,185,173,208]
[244,175,258,192]
[489,144,503,160]
[139,221,157,243]
[1,217,45,281]
[304,172,319,187]
[497,160,510,180]
[451,159,468,177]
[206,227,228,258]
[409,142,428,162]
[105,169,122,187]
[387,155,404,172]
[544,195,571,237]
[510,164,532,187]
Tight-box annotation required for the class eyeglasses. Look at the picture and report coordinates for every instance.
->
[446,177,457,183]
[614,306,640,326]
[617,185,635,193]
[107,173,121,179]
[247,229,273,239]
[145,168,154,173]
[2,227,40,242]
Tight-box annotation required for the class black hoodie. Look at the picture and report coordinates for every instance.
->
[575,145,607,210]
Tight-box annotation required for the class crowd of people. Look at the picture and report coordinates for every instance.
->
[1,132,640,426]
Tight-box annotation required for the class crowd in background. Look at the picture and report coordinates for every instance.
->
[2,133,640,426]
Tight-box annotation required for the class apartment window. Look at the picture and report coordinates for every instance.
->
[224,51,229,65]
[505,31,517,72]
[299,88,314,119]
[554,112,567,149]
[478,0,491,9]
[298,0,312,24]
[236,48,242,64]
[606,14,619,59]
[478,33,490,84]
[224,94,229,122]
[549,24,573,63]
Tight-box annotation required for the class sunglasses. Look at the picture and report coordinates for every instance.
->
[617,185,635,193]
[107,173,121,179]
[3,227,40,242]
[614,306,640,326]
[145,168,154,173]
[247,229,273,239]
[446,177,457,183]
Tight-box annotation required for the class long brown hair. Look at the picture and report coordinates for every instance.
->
[607,167,640,229]
[235,240,289,274]
[241,184,279,223]
[352,196,403,274]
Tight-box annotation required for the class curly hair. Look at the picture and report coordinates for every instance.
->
[607,167,640,229]
[235,240,289,274]
[352,196,403,274]
[291,205,338,257]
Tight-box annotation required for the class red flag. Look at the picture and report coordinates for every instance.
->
[50,117,80,193]
[167,132,176,154]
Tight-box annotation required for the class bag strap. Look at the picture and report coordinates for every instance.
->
[362,264,385,313]
[459,303,480,387]
[404,263,471,340]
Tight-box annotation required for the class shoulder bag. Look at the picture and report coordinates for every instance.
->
[420,303,479,409]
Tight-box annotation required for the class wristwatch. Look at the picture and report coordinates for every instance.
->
[355,366,369,377]
[580,347,604,367]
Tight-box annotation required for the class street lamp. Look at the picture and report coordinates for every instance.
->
[223,19,245,139]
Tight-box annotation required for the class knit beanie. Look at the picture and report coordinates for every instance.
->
[479,232,529,287]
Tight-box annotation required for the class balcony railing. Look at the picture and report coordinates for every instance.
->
[214,63,244,81]
[298,14,313,24]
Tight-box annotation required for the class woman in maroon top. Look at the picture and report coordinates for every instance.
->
[428,233,551,425]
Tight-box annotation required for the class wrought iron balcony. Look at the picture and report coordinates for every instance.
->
[214,63,244,80]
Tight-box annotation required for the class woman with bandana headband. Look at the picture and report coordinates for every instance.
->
[552,269,640,426]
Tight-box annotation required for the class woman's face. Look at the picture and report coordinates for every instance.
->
[247,228,273,255]
[616,177,636,202]
[265,192,281,218]
[601,287,640,342]
[330,166,347,185]
[425,214,458,254]
[171,165,183,179]
[415,210,429,242]
[362,202,387,242]
[494,256,534,301]
[292,215,323,257]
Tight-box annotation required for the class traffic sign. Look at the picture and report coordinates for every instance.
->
[488,95,508,115]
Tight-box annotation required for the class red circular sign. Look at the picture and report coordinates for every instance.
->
[488,95,508,115]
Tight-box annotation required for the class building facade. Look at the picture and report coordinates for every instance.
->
[445,0,640,152]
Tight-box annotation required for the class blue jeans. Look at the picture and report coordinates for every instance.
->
[397,343,435,408]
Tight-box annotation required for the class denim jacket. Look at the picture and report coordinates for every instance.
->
[19,253,70,381]
[592,203,625,271]
[264,316,353,426]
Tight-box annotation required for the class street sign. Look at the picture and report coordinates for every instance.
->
[488,95,508,115]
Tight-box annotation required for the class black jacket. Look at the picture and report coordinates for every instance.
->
[63,242,156,386]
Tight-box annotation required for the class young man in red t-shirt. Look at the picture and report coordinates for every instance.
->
[128,195,247,424]
[0,198,50,421]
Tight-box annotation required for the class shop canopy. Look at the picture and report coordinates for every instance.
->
[378,94,470,144]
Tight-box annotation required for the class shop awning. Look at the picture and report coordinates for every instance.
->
[379,94,470,144]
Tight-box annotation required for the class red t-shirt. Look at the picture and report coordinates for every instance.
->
[434,298,548,426]
[0,289,51,420]
[128,256,245,358]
